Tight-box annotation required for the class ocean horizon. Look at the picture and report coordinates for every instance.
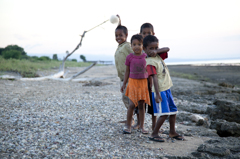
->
[28,53,240,65]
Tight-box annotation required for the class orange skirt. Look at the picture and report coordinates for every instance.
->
[125,78,151,107]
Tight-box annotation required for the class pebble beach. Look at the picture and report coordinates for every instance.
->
[1,65,239,158]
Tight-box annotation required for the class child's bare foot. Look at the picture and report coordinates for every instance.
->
[132,123,140,130]
[138,128,149,134]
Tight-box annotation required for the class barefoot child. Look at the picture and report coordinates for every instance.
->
[144,35,184,142]
[133,23,170,132]
[114,15,133,113]
[121,34,150,134]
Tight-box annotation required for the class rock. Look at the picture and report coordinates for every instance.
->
[193,137,240,158]
[207,99,240,124]
[83,80,109,86]
[176,111,193,122]
[176,102,207,114]
[219,82,234,88]
[190,114,204,122]
[191,152,209,158]
[196,119,204,126]
[210,119,240,137]
[197,144,231,157]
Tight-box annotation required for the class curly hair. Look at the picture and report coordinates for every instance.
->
[131,34,143,44]
[143,35,158,48]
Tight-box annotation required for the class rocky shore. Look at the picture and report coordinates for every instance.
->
[0,65,240,158]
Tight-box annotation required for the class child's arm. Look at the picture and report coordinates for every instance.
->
[121,66,130,93]
[152,74,162,103]
[148,76,153,92]
[157,47,169,54]
[149,47,169,57]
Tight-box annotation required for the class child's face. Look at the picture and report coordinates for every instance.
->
[144,42,158,57]
[141,28,154,38]
[115,29,127,45]
[131,39,143,55]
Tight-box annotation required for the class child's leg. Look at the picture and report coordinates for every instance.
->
[132,107,140,129]
[123,100,135,133]
[165,89,184,140]
[132,113,140,129]
[138,100,148,133]
[169,114,177,136]
[169,114,184,140]
[151,115,168,137]
[151,114,157,130]
[120,80,129,109]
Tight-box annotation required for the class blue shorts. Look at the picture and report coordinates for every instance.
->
[152,89,178,116]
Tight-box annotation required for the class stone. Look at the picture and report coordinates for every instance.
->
[207,99,240,123]
[210,119,240,137]
[197,144,231,157]
[190,114,204,122]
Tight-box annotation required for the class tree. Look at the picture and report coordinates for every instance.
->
[0,48,4,56]
[53,54,58,60]
[2,50,21,59]
[80,55,86,62]
[38,56,51,61]
[4,45,26,56]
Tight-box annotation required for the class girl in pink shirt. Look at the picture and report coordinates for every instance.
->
[121,34,150,134]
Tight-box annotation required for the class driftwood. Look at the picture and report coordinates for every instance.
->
[19,62,97,81]
[15,19,109,81]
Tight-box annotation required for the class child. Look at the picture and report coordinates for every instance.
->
[144,35,185,142]
[121,34,151,134]
[133,23,170,132]
[114,15,133,112]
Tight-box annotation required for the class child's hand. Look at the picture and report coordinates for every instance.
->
[155,93,162,103]
[121,84,126,93]
[149,50,157,57]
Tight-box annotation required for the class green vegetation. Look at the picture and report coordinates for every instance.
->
[52,54,58,61]
[2,50,21,59]
[170,71,210,81]
[1,45,26,59]
[0,44,94,78]
[80,55,86,62]
[0,56,93,77]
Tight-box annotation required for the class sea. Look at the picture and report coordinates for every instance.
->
[28,53,240,66]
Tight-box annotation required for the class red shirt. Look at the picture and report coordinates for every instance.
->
[159,52,168,60]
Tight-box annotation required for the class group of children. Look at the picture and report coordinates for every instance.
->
[114,16,185,142]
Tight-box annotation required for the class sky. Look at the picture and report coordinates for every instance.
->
[0,0,240,63]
